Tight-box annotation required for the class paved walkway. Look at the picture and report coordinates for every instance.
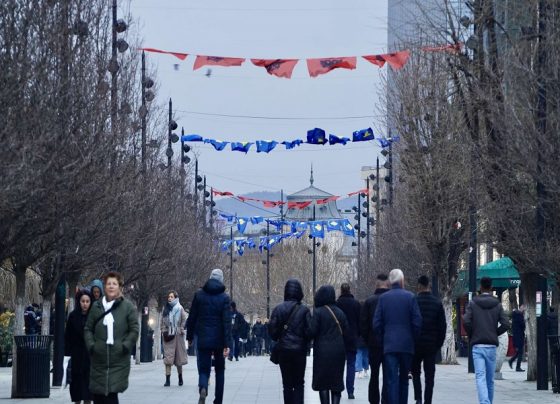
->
[0,356,557,403]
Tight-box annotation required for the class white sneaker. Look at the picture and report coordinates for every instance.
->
[364,370,369,378]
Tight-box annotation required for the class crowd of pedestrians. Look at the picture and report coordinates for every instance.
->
[57,265,527,404]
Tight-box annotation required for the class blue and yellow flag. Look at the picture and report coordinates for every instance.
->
[256,140,278,153]
[309,221,325,238]
[204,139,229,151]
[307,128,327,145]
[352,128,374,142]
[231,142,253,153]
[328,134,350,145]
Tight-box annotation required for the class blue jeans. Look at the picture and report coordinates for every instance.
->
[356,347,369,372]
[346,351,357,395]
[472,345,496,404]
[384,352,413,404]
[197,349,225,404]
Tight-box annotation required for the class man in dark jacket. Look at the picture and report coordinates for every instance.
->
[411,275,446,404]
[360,274,390,404]
[373,269,422,404]
[463,277,510,404]
[269,279,311,404]
[252,318,265,356]
[229,301,246,361]
[336,283,361,399]
[508,304,525,371]
[187,269,232,404]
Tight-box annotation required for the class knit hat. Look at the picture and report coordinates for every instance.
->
[210,268,224,283]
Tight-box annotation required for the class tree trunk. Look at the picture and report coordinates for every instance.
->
[11,267,26,397]
[441,293,458,364]
[41,299,52,336]
[135,310,141,365]
[154,310,162,360]
[521,273,538,381]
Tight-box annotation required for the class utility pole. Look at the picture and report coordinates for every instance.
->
[141,51,147,173]
[266,221,271,318]
[356,193,362,283]
[366,178,371,280]
[167,98,173,173]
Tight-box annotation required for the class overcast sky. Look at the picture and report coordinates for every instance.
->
[129,0,388,196]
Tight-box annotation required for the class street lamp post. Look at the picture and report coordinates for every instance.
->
[312,203,317,294]
[266,221,271,318]
[229,226,234,300]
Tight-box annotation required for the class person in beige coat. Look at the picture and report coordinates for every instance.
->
[161,290,188,387]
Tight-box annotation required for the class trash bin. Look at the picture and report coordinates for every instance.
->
[13,335,52,398]
[550,335,560,394]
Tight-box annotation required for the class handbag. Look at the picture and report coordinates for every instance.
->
[163,331,175,342]
[325,305,343,335]
[270,303,301,365]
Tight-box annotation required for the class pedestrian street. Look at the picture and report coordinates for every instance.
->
[0,356,555,403]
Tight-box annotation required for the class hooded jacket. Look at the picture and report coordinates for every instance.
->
[88,279,105,300]
[186,278,232,350]
[268,279,310,353]
[360,288,389,350]
[336,292,361,352]
[463,293,510,346]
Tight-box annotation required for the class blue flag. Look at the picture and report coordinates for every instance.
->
[267,219,286,232]
[220,213,236,222]
[326,220,342,232]
[247,238,256,249]
[256,140,278,153]
[221,240,233,251]
[341,219,355,236]
[231,141,253,153]
[182,134,204,142]
[328,134,350,145]
[390,135,400,143]
[267,235,282,249]
[376,138,390,148]
[259,237,267,252]
[307,128,327,145]
[293,230,306,239]
[250,216,264,224]
[282,139,303,150]
[204,139,229,151]
[352,128,374,142]
[235,239,246,256]
[237,217,249,234]
[309,221,325,238]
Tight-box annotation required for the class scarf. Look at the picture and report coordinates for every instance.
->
[167,298,182,336]
[102,297,115,345]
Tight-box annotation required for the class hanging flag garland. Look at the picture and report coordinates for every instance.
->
[139,47,412,77]
[212,187,368,210]
[218,217,358,255]
[181,128,398,154]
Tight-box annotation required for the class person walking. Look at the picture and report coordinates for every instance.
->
[355,335,369,379]
[252,318,265,356]
[508,304,525,372]
[307,285,349,404]
[84,272,139,404]
[336,283,361,399]
[229,301,245,361]
[463,277,510,404]
[268,279,311,404]
[88,279,104,302]
[360,274,391,404]
[65,289,94,404]
[373,269,422,404]
[186,269,231,404]
[411,275,446,404]
[161,290,188,387]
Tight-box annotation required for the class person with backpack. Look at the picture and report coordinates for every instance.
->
[268,279,311,404]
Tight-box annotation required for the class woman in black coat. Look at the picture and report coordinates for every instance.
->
[307,285,349,404]
[268,279,311,404]
[65,289,93,404]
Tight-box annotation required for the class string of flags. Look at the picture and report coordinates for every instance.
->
[213,188,369,210]
[183,128,399,153]
[140,48,411,78]
[219,218,356,255]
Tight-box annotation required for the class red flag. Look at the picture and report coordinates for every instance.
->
[422,43,463,54]
[193,56,246,70]
[362,55,386,68]
[212,190,234,197]
[262,200,278,208]
[348,189,368,197]
[317,196,340,205]
[287,201,313,209]
[306,57,357,77]
[251,59,299,79]
[379,50,410,70]
[140,47,188,61]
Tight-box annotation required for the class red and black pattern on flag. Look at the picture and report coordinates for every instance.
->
[193,55,246,70]
[306,57,357,77]
[251,59,299,78]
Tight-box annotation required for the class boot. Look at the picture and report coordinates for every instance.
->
[331,391,342,404]
[178,373,183,386]
[319,390,330,404]
[164,375,170,387]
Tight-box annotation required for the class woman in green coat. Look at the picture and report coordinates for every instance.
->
[84,272,139,404]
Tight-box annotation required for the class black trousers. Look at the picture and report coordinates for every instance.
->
[93,393,118,404]
[278,350,306,404]
[509,344,524,369]
[368,347,387,404]
[411,350,436,404]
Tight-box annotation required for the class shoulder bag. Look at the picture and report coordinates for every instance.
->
[325,305,343,335]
